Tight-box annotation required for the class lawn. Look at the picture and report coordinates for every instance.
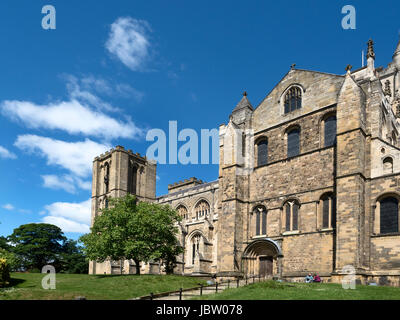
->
[194,280,400,300]
[0,272,208,300]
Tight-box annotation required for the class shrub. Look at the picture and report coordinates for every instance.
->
[0,258,10,287]
[0,249,20,271]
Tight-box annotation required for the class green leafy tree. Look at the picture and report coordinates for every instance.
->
[0,236,10,250]
[58,240,88,274]
[160,243,184,274]
[8,223,67,271]
[80,194,183,275]
[0,249,20,271]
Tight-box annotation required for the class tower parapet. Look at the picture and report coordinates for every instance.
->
[168,177,204,193]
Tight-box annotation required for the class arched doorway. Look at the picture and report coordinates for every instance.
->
[241,239,283,278]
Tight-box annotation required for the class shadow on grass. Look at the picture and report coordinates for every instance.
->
[2,277,26,288]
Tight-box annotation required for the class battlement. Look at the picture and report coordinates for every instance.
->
[94,145,147,162]
[168,177,204,193]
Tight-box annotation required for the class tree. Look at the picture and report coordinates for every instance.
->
[58,240,88,274]
[0,236,9,250]
[0,249,20,271]
[0,257,10,287]
[8,223,67,271]
[80,194,183,275]
[159,243,184,275]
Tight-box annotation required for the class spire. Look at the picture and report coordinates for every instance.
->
[393,36,400,64]
[367,39,375,60]
[232,91,253,112]
[395,39,400,55]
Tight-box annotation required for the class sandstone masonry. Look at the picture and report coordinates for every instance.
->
[90,37,400,286]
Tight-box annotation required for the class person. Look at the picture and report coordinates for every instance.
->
[313,273,321,283]
[305,273,313,283]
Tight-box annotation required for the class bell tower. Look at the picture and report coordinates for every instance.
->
[89,145,157,274]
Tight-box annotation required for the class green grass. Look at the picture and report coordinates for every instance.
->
[194,280,400,300]
[0,272,208,300]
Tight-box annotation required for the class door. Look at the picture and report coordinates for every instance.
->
[259,256,273,277]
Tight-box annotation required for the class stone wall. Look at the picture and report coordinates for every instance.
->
[89,38,400,284]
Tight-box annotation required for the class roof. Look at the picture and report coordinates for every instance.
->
[233,93,253,112]
[157,180,218,200]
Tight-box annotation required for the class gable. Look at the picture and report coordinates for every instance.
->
[252,69,345,133]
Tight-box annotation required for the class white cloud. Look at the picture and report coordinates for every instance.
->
[0,146,16,159]
[1,73,145,140]
[66,79,118,113]
[76,179,92,191]
[2,204,15,210]
[66,75,144,104]
[115,83,144,101]
[43,216,90,234]
[2,203,31,214]
[15,135,110,177]
[42,198,91,233]
[42,175,76,193]
[106,17,151,71]
[42,174,91,194]
[80,75,113,95]
[17,209,31,214]
[1,99,142,140]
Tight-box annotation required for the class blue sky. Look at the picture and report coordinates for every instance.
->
[0,0,399,240]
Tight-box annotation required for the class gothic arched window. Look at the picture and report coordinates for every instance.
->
[195,200,210,220]
[254,206,267,236]
[285,200,299,231]
[284,87,302,114]
[257,139,268,166]
[287,128,300,158]
[324,116,337,147]
[176,205,188,220]
[191,234,201,264]
[128,160,137,194]
[380,197,399,234]
[104,162,110,194]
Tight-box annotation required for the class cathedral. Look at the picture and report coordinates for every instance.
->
[89,37,400,285]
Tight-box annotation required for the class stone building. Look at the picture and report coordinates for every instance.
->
[89,37,400,285]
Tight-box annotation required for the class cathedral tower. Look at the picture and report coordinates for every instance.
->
[89,145,156,274]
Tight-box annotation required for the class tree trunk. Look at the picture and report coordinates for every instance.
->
[135,259,140,275]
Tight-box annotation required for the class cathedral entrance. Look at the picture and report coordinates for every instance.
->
[241,239,283,278]
[259,256,273,277]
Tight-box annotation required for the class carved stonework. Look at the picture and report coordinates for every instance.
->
[367,39,375,60]
[384,80,392,97]
[394,90,400,118]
